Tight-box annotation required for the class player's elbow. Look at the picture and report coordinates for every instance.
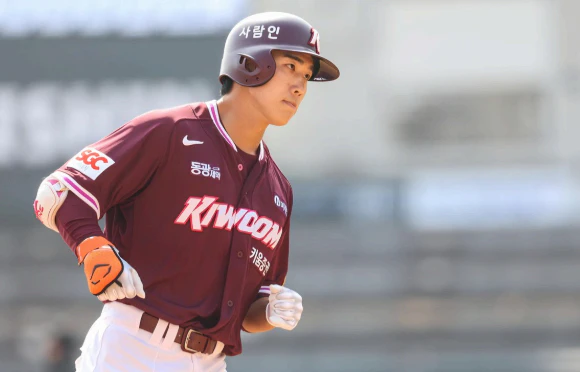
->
[33,173,70,232]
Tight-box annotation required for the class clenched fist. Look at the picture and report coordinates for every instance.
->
[266,284,303,331]
[77,236,145,301]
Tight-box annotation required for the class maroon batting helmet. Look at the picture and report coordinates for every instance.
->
[219,12,340,87]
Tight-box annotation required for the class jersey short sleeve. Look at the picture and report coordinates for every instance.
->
[53,111,175,219]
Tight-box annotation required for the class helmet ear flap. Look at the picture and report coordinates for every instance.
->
[237,55,261,77]
[240,56,258,73]
[234,51,275,86]
[227,46,276,87]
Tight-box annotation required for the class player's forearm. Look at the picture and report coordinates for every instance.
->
[55,193,103,254]
[242,297,275,333]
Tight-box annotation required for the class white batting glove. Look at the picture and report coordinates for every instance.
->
[97,254,145,302]
[266,284,303,331]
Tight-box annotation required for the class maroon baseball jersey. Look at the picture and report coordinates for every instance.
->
[53,100,292,356]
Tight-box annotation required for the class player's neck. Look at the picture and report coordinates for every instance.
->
[215,96,267,156]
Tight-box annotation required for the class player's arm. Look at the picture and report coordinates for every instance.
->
[34,183,145,300]
[243,284,303,333]
[242,297,273,333]
[33,112,173,299]
[53,192,145,300]
[243,192,303,333]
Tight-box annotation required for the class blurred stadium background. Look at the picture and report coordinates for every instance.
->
[2,0,580,371]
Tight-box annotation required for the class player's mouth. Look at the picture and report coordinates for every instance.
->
[283,100,297,110]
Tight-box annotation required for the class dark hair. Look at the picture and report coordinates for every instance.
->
[220,76,234,96]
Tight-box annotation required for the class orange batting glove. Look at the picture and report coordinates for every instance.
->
[76,236,124,296]
[76,236,145,301]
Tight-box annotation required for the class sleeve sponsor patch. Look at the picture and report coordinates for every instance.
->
[67,147,115,180]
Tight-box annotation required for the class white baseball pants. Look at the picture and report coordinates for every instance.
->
[75,302,227,372]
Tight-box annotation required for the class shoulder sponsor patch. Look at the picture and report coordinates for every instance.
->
[67,147,115,180]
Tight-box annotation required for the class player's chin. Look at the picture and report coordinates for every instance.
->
[270,116,293,127]
[269,112,295,127]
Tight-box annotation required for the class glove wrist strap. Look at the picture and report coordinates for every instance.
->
[76,236,113,265]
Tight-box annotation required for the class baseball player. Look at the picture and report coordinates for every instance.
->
[33,11,339,371]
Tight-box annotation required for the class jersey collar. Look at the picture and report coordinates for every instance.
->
[206,100,265,161]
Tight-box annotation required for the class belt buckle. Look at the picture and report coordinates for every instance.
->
[182,327,202,353]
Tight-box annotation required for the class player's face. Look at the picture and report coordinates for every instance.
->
[248,50,314,126]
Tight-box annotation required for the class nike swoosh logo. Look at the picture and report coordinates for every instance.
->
[183,136,204,146]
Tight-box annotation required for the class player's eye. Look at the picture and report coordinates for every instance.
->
[304,73,312,80]
[286,63,295,71]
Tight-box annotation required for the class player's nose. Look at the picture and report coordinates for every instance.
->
[291,79,307,97]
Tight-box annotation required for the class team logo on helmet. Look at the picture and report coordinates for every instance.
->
[308,28,320,54]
